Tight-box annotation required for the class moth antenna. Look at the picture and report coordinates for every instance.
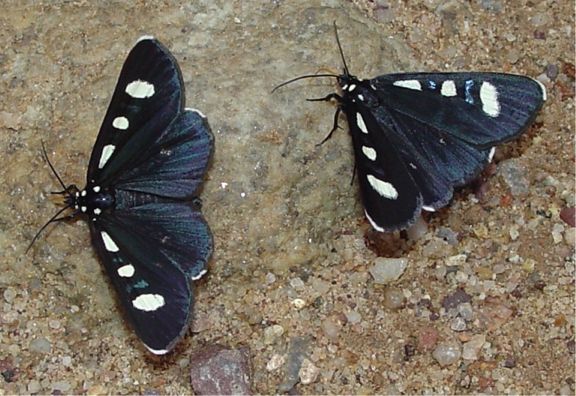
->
[26,205,72,253]
[333,21,350,76]
[272,73,339,93]
[41,141,68,193]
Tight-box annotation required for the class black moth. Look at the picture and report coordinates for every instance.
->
[275,24,546,232]
[34,36,213,354]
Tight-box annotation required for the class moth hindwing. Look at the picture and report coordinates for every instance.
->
[41,36,214,355]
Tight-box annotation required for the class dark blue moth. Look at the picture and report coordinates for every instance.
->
[276,25,546,232]
[37,36,213,354]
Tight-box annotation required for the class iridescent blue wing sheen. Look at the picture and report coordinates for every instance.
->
[88,202,212,354]
[113,108,213,198]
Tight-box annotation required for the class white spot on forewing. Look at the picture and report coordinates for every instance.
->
[362,146,377,161]
[125,80,155,98]
[98,144,115,169]
[422,205,436,212]
[367,174,398,200]
[112,116,129,130]
[440,80,457,97]
[479,81,500,117]
[132,294,165,312]
[93,186,101,192]
[348,84,357,91]
[356,113,368,134]
[533,78,547,101]
[94,208,101,215]
[185,107,206,118]
[101,231,119,252]
[393,80,422,91]
[81,206,87,212]
[118,264,135,277]
[357,94,364,101]
[365,210,385,232]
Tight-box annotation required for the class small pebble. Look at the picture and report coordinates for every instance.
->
[499,159,529,196]
[462,334,486,360]
[3,287,16,303]
[442,289,471,310]
[51,381,72,393]
[369,258,408,284]
[292,298,306,309]
[28,380,41,393]
[321,318,341,341]
[298,358,319,385]
[432,342,462,366]
[560,207,576,227]
[290,277,305,289]
[265,272,276,284]
[49,320,61,330]
[451,316,467,331]
[345,310,362,324]
[266,353,285,372]
[545,64,559,80]
[418,327,439,351]
[383,288,405,310]
[457,302,474,321]
[552,224,565,244]
[29,337,51,354]
[264,325,284,344]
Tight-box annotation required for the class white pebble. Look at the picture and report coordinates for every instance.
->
[298,358,320,385]
[266,353,285,372]
[433,342,461,366]
[369,258,408,284]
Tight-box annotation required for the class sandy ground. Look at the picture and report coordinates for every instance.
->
[0,0,574,394]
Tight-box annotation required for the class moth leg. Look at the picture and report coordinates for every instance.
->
[306,93,343,103]
[316,107,342,146]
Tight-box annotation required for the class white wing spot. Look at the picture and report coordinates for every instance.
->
[93,186,101,192]
[132,294,165,312]
[361,146,377,161]
[145,345,169,355]
[393,80,422,91]
[112,116,129,130]
[81,206,87,212]
[94,208,102,215]
[125,80,155,98]
[191,269,208,281]
[101,231,119,252]
[98,144,116,169]
[367,174,398,200]
[136,35,155,43]
[185,107,206,118]
[348,84,357,91]
[357,94,365,101]
[422,206,436,212]
[117,264,135,278]
[441,80,457,97]
[479,81,500,117]
[532,78,547,101]
[356,113,368,134]
[81,190,87,197]
[365,210,385,232]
